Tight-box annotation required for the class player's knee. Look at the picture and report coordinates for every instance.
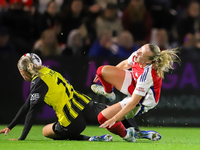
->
[42,126,48,137]
[98,112,107,124]
[97,65,111,78]
[97,66,104,76]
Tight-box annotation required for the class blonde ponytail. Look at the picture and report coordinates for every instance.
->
[148,44,180,78]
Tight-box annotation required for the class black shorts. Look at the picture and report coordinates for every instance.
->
[52,101,107,140]
[52,112,86,140]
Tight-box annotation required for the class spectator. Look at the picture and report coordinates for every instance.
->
[23,0,42,42]
[95,3,123,42]
[175,0,200,45]
[0,0,8,13]
[87,31,118,57]
[121,0,153,46]
[150,28,173,51]
[61,0,102,14]
[180,33,200,60]
[0,0,33,54]
[38,0,60,34]
[32,29,60,57]
[183,33,198,48]
[38,0,63,14]
[0,26,16,54]
[58,0,91,43]
[144,0,177,31]
[115,31,139,58]
[62,29,88,57]
[94,0,118,10]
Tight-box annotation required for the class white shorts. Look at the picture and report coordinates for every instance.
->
[119,70,158,119]
[120,70,132,96]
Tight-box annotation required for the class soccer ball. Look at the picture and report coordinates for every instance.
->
[22,53,42,66]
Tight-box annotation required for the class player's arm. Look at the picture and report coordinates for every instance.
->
[6,98,30,130]
[100,94,142,128]
[18,80,48,140]
[116,51,136,70]
[0,97,30,139]
[100,68,152,128]
[116,59,132,70]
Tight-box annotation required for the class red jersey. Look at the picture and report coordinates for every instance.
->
[127,52,162,103]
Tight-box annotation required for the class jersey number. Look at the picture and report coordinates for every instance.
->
[57,77,85,124]
[57,77,70,97]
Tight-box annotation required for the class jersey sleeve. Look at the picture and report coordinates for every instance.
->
[19,79,48,140]
[127,51,136,65]
[133,67,153,96]
[7,96,31,130]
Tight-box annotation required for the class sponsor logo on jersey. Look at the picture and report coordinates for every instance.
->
[136,87,145,93]
[30,93,40,101]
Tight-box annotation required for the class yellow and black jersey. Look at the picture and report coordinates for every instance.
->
[7,67,91,140]
[39,67,91,127]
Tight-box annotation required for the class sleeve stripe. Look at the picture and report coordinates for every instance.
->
[140,68,149,82]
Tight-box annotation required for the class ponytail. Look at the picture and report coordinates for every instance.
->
[148,44,181,78]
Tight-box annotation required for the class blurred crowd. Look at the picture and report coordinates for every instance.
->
[0,0,200,59]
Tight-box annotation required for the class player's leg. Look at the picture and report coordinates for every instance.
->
[91,65,126,101]
[96,65,125,92]
[42,123,62,139]
[121,118,140,131]
[83,101,140,131]
[43,114,89,140]
[98,102,128,138]
[91,66,132,101]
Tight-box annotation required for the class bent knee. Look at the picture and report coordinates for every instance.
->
[42,126,48,137]
[97,65,112,76]
[42,123,55,137]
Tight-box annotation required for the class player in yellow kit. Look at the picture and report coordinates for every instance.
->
[0,53,110,141]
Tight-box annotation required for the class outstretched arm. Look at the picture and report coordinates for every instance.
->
[0,99,30,140]
[100,94,142,128]
[7,99,30,130]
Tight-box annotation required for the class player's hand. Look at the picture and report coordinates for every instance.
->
[93,75,99,83]
[0,127,10,135]
[99,118,116,128]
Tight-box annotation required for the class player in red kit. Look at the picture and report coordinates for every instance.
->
[90,44,180,142]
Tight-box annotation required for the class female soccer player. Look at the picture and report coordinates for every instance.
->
[0,53,110,141]
[91,44,180,142]
[0,53,157,141]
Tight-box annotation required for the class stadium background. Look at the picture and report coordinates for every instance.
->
[0,54,199,127]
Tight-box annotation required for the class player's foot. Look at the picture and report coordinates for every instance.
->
[123,127,136,142]
[135,130,161,141]
[89,134,113,141]
[91,84,116,101]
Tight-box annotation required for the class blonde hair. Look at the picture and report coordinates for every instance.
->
[148,44,180,78]
[17,56,45,77]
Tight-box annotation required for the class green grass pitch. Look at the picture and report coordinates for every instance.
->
[0,125,200,150]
